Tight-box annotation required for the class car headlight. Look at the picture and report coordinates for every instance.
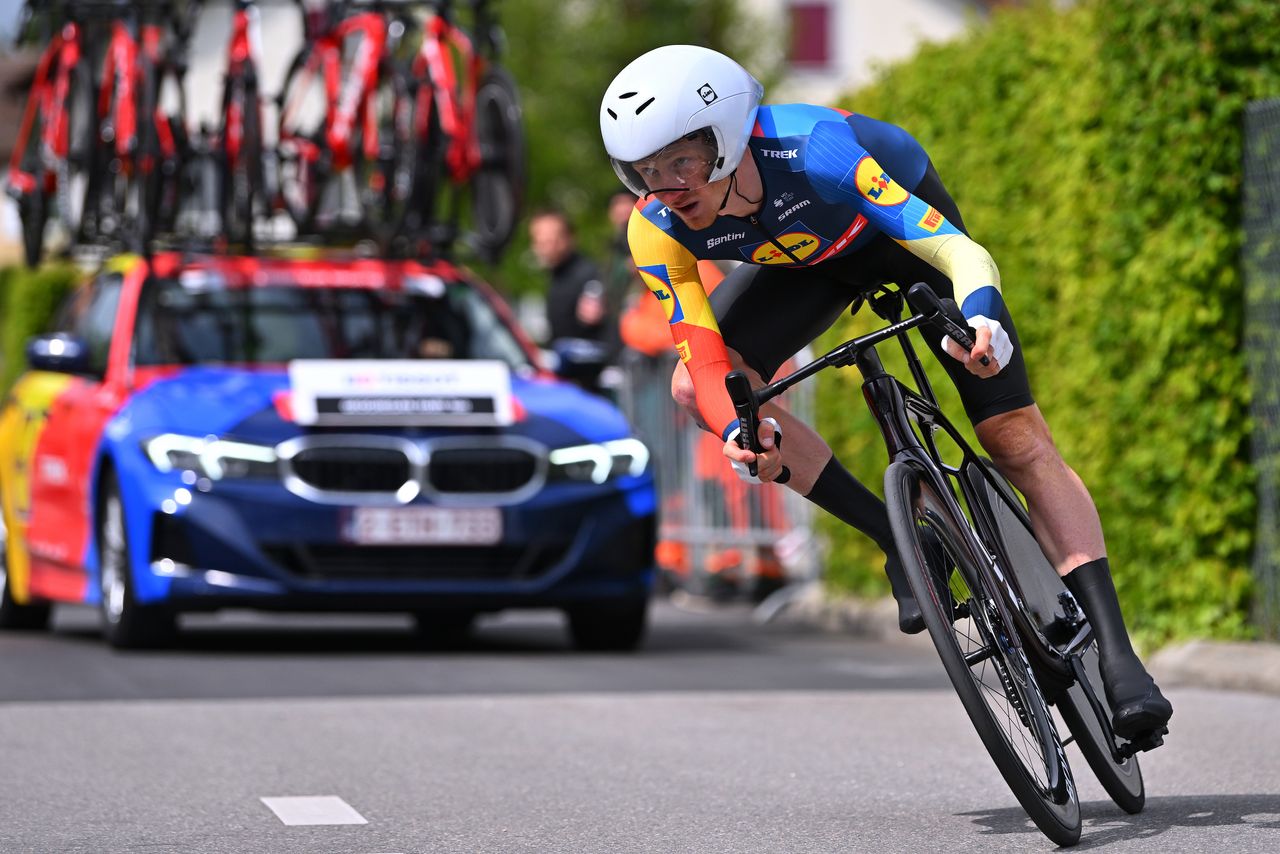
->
[548,438,649,484]
[142,434,279,480]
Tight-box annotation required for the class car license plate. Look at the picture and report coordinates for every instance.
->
[344,507,502,546]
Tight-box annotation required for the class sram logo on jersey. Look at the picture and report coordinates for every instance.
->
[707,232,746,249]
[760,148,799,159]
[776,199,811,222]
[742,227,824,265]
[854,155,909,207]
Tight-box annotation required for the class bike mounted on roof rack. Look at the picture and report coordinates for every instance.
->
[8,0,526,268]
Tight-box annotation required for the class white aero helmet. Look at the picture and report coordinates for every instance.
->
[600,45,764,197]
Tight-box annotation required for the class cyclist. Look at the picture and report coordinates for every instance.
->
[600,44,1171,740]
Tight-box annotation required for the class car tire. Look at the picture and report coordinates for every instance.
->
[412,610,475,649]
[0,511,52,631]
[98,473,177,649]
[566,598,649,652]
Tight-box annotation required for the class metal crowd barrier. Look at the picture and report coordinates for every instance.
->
[612,347,821,612]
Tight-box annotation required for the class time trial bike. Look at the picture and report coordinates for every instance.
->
[726,281,1167,847]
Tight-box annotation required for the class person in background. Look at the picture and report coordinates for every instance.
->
[528,208,610,343]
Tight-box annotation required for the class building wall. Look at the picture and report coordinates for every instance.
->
[743,0,990,104]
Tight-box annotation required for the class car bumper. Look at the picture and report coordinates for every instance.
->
[131,478,657,611]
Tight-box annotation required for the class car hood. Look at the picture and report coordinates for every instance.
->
[116,366,633,448]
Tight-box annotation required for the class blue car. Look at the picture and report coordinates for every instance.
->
[0,252,657,649]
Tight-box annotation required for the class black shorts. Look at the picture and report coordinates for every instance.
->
[709,162,1034,426]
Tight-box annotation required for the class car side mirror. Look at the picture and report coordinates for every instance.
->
[26,333,91,374]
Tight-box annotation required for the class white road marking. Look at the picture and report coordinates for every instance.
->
[259,795,368,825]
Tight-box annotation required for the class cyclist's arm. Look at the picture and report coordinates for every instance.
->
[627,206,739,441]
[805,120,1003,321]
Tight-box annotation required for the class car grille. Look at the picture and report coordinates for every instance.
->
[428,447,539,494]
[263,542,569,581]
[279,435,547,504]
[289,446,412,493]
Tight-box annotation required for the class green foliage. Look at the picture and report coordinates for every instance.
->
[0,264,80,392]
[473,0,781,294]
[818,0,1280,645]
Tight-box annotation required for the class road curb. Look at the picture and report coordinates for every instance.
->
[782,585,1280,696]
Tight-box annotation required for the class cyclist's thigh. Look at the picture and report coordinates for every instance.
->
[710,262,873,381]
[874,161,1036,425]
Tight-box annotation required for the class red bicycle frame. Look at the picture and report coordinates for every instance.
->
[281,11,387,172]
[98,18,178,164]
[222,1,261,167]
[414,11,484,181]
[7,19,82,197]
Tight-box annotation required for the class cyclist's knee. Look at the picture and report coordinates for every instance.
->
[977,406,1060,475]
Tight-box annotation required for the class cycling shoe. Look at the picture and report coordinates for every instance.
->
[1103,660,1173,739]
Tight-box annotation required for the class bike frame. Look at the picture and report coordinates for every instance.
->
[281,11,387,172]
[222,0,263,168]
[7,17,82,197]
[413,3,483,181]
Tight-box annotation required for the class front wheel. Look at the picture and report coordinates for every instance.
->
[566,597,648,652]
[885,461,1081,847]
[98,473,176,649]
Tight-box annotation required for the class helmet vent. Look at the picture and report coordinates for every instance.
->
[619,91,638,99]
[606,108,617,119]
[635,97,655,115]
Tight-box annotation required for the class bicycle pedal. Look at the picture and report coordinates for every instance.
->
[1117,725,1168,758]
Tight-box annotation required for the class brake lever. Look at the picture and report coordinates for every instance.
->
[725,370,791,485]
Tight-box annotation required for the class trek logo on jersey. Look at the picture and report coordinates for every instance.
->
[744,228,823,265]
[707,231,746,249]
[917,206,944,232]
[675,339,692,362]
[761,148,799,159]
[854,156,909,207]
[777,199,811,222]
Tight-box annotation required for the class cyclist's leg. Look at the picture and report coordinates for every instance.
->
[676,263,925,632]
[880,162,1171,734]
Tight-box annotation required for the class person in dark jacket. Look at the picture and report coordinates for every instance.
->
[529,208,610,343]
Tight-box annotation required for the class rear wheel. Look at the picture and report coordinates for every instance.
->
[1058,642,1146,813]
[566,597,648,652]
[220,74,265,247]
[353,63,418,248]
[98,473,176,649]
[885,461,1080,847]
[0,510,52,631]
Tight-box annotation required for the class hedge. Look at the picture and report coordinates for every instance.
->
[0,263,81,393]
[815,0,1280,645]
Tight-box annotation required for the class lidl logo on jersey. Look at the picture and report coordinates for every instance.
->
[917,206,944,233]
[639,264,686,324]
[743,227,824,265]
[854,156,909,207]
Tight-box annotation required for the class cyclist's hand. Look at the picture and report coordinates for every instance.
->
[725,417,784,483]
[941,315,1013,378]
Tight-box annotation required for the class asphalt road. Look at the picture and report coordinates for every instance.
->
[1,600,1277,853]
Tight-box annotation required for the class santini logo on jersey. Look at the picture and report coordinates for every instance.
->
[761,148,800,159]
[707,232,746,249]
[777,199,811,221]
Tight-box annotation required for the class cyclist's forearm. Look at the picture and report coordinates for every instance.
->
[899,232,1004,319]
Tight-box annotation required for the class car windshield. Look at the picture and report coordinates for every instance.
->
[133,277,533,370]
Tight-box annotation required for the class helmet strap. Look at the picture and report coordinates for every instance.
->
[717,170,763,213]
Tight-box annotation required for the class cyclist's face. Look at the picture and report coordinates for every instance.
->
[630,137,725,229]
